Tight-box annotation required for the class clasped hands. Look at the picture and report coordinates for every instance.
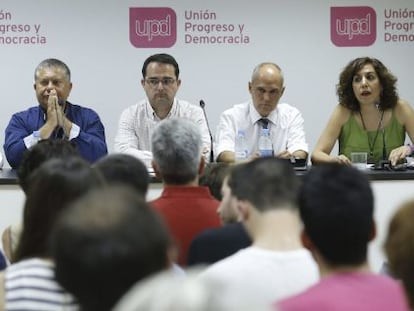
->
[39,89,71,139]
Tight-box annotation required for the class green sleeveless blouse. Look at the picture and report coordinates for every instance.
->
[339,112,405,164]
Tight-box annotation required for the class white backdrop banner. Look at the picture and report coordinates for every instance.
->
[0,0,413,167]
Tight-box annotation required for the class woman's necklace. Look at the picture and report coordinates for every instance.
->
[359,109,385,163]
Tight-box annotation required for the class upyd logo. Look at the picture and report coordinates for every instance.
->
[129,7,177,48]
[331,6,376,47]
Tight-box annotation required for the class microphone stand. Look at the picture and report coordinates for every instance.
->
[199,100,214,162]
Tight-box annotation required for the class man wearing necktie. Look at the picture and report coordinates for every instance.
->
[215,62,309,163]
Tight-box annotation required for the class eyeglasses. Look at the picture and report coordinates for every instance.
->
[145,77,176,88]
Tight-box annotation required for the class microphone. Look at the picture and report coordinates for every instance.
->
[199,100,214,162]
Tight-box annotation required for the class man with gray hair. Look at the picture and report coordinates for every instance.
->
[4,58,107,168]
[150,117,220,266]
[215,62,308,163]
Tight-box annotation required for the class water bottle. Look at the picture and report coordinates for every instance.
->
[235,130,248,161]
[258,128,273,157]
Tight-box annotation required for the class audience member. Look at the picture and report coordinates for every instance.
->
[50,186,172,311]
[114,53,211,167]
[215,62,308,163]
[199,162,232,200]
[278,164,410,311]
[150,117,220,266]
[312,57,414,166]
[188,173,252,266]
[3,58,107,168]
[94,153,150,197]
[385,199,414,309]
[200,158,318,308]
[113,268,268,311]
[2,139,80,263]
[2,157,104,310]
[17,139,79,194]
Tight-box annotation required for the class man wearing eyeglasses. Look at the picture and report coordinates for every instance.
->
[114,53,211,167]
[215,62,308,163]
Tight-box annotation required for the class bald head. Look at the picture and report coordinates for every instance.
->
[251,63,284,85]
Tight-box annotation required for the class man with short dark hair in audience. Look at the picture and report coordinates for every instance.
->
[200,158,318,308]
[187,173,251,266]
[94,153,150,198]
[4,58,107,168]
[50,186,172,311]
[278,164,410,311]
[150,117,220,266]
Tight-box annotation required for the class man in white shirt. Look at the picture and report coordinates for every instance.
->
[114,53,211,167]
[215,62,308,163]
[199,158,319,309]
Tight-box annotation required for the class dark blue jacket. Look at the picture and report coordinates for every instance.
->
[4,103,107,168]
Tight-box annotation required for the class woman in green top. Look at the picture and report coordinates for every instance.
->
[312,57,414,166]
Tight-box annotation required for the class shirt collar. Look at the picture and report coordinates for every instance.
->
[146,98,177,121]
[248,101,279,126]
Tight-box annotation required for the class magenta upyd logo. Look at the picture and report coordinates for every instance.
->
[331,6,376,47]
[129,7,177,48]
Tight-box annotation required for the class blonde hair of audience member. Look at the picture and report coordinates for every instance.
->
[311,57,414,166]
[385,199,414,309]
[113,268,273,311]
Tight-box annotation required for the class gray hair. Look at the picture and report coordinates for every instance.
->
[151,118,202,184]
[34,58,71,82]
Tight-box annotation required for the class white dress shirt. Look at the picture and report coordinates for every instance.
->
[215,101,308,159]
[114,98,211,167]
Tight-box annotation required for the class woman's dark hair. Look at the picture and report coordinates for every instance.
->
[337,57,398,111]
[14,157,104,262]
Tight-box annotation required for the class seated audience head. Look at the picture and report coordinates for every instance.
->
[50,186,172,311]
[228,158,300,213]
[299,164,374,267]
[337,57,398,111]
[151,117,203,185]
[17,139,79,193]
[217,174,241,224]
[94,153,150,197]
[14,156,104,262]
[199,162,232,201]
[385,199,414,308]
